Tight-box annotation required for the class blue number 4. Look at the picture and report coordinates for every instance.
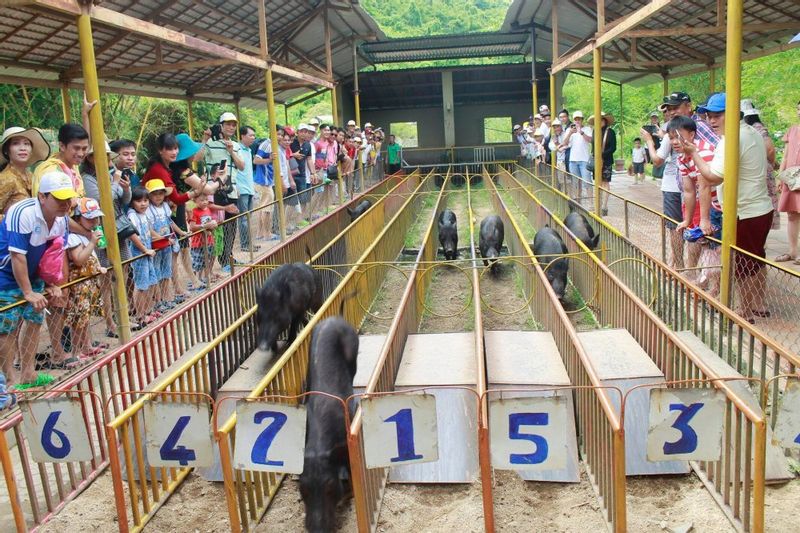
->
[386,408,424,463]
[663,402,703,455]
[41,411,71,459]
[251,411,288,466]
[508,413,549,465]
[159,415,196,466]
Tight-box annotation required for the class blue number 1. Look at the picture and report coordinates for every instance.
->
[386,408,424,463]
[508,413,549,465]
[663,403,703,455]
[159,416,196,465]
[251,411,288,466]
[41,411,71,459]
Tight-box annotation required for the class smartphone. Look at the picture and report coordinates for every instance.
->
[219,159,227,172]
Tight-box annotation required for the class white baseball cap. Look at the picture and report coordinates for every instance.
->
[219,112,238,123]
[572,110,584,119]
[39,171,78,201]
[347,120,356,126]
[298,123,309,131]
[309,117,320,125]
[306,124,316,132]
[364,122,373,129]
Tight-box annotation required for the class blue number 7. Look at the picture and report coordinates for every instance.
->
[663,402,703,455]
[251,411,288,466]
[159,415,196,466]
[508,413,548,465]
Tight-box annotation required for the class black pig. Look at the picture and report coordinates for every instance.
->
[255,262,322,354]
[533,226,569,301]
[438,209,458,260]
[346,199,371,222]
[299,316,359,533]
[479,215,505,274]
[564,211,599,250]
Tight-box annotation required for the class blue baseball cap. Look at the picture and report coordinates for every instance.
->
[697,93,726,114]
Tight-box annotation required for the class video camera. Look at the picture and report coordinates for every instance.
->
[209,123,222,142]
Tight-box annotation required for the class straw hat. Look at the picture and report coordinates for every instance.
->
[0,127,51,165]
[587,112,615,126]
[145,178,173,196]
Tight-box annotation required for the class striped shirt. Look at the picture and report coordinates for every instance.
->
[693,115,720,146]
[678,138,721,225]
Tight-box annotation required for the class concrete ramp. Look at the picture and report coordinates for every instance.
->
[485,330,580,482]
[353,335,388,395]
[389,332,478,483]
[675,331,793,482]
[578,329,691,476]
[199,346,276,481]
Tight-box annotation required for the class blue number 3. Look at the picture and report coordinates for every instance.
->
[41,411,71,459]
[663,402,703,455]
[508,413,548,465]
[251,411,288,466]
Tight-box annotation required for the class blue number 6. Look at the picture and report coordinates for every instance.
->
[251,411,288,466]
[508,413,548,465]
[41,411,71,459]
[663,402,703,455]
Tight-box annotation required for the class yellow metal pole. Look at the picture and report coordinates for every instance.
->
[719,0,743,308]
[593,47,602,217]
[266,68,286,242]
[60,83,71,123]
[550,72,556,178]
[234,98,242,140]
[186,98,196,138]
[531,25,538,119]
[331,86,339,126]
[662,73,669,97]
[257,0,286,242]
[353,40,361,127]
[77,10,132,343]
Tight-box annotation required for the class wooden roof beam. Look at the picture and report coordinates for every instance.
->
[571,59,703,69]
[552,0,678,74]
[623,21,800,38]
[97,58,236,78]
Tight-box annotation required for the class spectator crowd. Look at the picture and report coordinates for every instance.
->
[0,103,400,407]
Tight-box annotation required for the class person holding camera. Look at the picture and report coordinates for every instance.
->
[203,112,243,273]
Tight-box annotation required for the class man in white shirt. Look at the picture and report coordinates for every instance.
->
[682,92,773,323]
[561,110,592,181]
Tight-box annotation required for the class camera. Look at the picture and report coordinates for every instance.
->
[121,168,134,181]
[209,123,222,142]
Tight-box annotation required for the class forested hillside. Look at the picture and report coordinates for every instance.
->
[1,0,797,166]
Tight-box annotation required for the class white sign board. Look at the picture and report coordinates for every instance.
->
[233,401,307,474]
[773,380,800,449]
[647,388,725,462]
[21,398,93,463]
[362,394,438,469]
[144,402,213,468]
[489,396,568,471]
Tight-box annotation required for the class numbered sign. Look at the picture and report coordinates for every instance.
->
[774,380,800,448]
[20,398,93,463]
[144,402,213,468]
[489,396,568,471]
[647,388,725,462]
[233,401,306,474]
[362,394,437,469]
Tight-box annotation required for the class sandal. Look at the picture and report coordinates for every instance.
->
[775,253,795,262]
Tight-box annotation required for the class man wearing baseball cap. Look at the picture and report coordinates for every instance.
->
[346,120,357,136]
[681,92,773,323]
[204,112,243,273]
[0,171,76,385]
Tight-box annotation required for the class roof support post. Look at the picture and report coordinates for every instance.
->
[709,67,716,93]
[353,40,361,127]
[76,4,132,344]
[234,97,241,139]
[330,86,339,127]
[442,71,455,148]
[593,0,604,218]
[662,72,669,97]
[531,25,538,119]
[187,98,196,138]
[257,0,286,242]
[60,83,71,123]
[324,2,333,78]
[550,0,559,178]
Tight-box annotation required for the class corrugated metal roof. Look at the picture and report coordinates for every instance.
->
[502,0,800,86]
[360,32,530,63]
[0,0,385,106]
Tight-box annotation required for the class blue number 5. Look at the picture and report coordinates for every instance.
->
[508,413,549,465]
[159,415,196,465]
[41,411,71,459]
[663,403,703,455]
[251,411,288,466]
